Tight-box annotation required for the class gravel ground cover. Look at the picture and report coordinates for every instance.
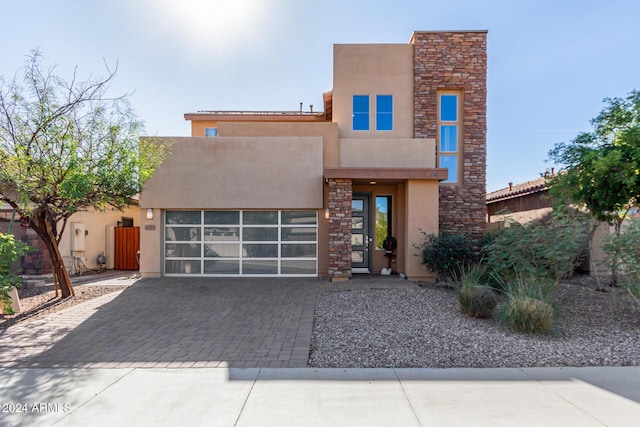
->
[309,277,640,368]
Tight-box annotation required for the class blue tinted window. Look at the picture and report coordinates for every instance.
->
[353,95,369,112]
[352,95,369,130]
[205,127,218,137]
[376,95,392,131]
[440,125,457,152]
[440,155,458,183]
[376,114,392,131]
[440,95,458,121]
[376,95,392,112]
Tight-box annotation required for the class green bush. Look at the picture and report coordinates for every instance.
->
[483,211,588,283]
[417,231,476,278]
[0,232,27,314]
[603,217,640,305]
[497,278,556,334]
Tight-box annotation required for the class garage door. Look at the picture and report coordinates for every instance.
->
[164,210,317,276]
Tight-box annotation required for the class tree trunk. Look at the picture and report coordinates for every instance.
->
[609,218,624,287]
[30,209,75,298]
[587,220,605,291]
[41,233,74,298]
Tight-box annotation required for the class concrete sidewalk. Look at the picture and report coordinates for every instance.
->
[0,366,639,426]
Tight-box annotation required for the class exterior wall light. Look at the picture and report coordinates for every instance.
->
[146,208,154,220]
[324,208,330,220]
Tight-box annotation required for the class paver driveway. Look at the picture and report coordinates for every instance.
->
[0,277,319,368]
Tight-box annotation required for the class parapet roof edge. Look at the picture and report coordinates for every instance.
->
[409,29,488,44]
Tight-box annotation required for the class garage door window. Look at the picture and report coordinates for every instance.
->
[164,210,317,276]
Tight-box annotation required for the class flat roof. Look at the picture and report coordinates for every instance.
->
[184,111,327,122]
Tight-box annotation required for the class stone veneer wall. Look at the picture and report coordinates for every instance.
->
[1,217,51,275]
[21,230,53,275]
[412,31,487,243]
[327,178,352,280]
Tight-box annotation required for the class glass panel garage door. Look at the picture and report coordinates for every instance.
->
[164,210,317,276]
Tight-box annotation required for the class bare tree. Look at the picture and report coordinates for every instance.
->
[0,51,164,298]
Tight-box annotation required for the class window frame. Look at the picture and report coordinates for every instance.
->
[437,91,462,184]
[352,95,370,131]
[375,95,393,131]
[375,195,392,250]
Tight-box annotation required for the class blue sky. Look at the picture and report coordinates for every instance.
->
[2,0,638,191]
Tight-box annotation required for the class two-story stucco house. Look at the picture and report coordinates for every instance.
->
[138,30,487,281]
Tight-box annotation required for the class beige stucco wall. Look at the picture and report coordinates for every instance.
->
[139,136,325,277]
[218,122,340,168]
[333,44,414,138]
[487,207,553,229]
[191,120,214,137]
[404,180,439,281]
[139,209,162,277]
[57,205,140,270]
[340,138,436,168]
[140,136,324,209]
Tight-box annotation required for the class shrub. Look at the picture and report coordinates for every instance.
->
[483,210,588,283]
[0,231,28,314]
[497,278,556,334]
[450,264,498,318]
[417,231,476,279]
[459,285,498,318]
[602,217,640,306]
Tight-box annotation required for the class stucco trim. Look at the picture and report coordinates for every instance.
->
[324,167,448,181]
[184,112,327,122]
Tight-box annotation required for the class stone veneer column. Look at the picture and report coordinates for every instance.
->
[412,31,488,244]
[327,178,352,280]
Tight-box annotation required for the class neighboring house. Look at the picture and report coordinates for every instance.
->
[139,30,488,281]
[1,202,141,275]
[486,177,551,226]
[486,176,611,275]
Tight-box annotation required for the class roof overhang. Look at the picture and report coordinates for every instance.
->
[324,167,448,185]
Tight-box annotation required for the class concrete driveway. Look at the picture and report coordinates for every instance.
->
[0,277,319,369]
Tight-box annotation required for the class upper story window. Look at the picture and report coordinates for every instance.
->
[353,94,394,131]
[438,92,461,184]
[375,95,393,131]
[205,127,218,137]
[352,95,370,131]
[440,95,458,121]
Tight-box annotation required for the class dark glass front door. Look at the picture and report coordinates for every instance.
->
[351,194,371,271]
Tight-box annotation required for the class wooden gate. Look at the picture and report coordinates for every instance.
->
[114,226,140,270]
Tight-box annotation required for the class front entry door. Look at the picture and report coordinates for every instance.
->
[351,194,371,272]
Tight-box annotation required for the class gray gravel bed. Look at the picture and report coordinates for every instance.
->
[308,282,640,368]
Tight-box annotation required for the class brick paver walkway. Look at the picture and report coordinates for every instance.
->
[0,277,319,369]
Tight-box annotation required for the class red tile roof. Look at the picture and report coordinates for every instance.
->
[486,176,549,203]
